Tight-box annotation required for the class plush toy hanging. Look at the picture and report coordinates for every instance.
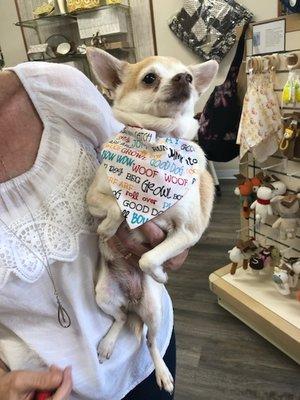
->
[169,0,253,62]
[250,184,274,224]
[271,193,300,239]
[234,173,264,220]
[279,114,300,159]
[270,175,287,197]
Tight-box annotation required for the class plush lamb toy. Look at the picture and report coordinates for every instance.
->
[250,184,274,224]
[271,193,300,240]
[228,239,258,275]
[273,257,300,296]
[270,175,287,197]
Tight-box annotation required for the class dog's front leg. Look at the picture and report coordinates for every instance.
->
[139,228,199,283]
[87,168,123,240]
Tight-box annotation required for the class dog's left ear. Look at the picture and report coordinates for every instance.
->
[86,47,128,91]
[189,60,219,94]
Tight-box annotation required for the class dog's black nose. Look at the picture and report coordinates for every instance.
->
[172,73,193,84]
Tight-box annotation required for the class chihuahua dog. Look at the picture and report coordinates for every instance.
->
[86,48,218,393]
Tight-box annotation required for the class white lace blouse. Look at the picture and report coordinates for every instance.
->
[0,62,173,400]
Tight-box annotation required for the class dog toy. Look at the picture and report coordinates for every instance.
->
[228,239,258,274]
[270,175,287,197]
[234,173,263,219]
[271,193,300,239]
[272,257,300,296]
[250,184,274,224]
[279,116,300,159]
[249,246,274,275]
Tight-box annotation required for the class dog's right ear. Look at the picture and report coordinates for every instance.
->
[86,47,128,91]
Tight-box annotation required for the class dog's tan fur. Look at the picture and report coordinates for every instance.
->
[86,48,218,393]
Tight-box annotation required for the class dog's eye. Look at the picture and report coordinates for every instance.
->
[143,73,157,85]
[186,74,193,83]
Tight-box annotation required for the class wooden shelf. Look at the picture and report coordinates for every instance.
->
[209,264,300,365]
[15,4,129,29]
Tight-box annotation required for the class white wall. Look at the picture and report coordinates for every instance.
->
[152,0,279,178]
[0,0,27,66]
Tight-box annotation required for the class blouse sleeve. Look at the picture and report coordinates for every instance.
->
[8,62,123,148]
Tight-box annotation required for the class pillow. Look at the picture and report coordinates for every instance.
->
[169,0,253,62]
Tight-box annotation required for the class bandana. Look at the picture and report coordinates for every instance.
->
[100,126,199,229]
[257,198,271,205]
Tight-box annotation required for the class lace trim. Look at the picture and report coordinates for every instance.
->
[0,132,98,288]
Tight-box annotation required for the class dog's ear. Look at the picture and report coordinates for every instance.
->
[189,60,219,94]
[86,47,128,91]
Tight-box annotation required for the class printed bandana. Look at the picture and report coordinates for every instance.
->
[101,126,199,229]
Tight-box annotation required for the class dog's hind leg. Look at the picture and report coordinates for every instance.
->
[95,260,128,363]
[136,277,174,394]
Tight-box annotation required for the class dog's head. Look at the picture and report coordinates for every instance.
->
[87,48,218,137]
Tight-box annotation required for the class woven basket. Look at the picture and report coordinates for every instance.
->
[66,0,101,13]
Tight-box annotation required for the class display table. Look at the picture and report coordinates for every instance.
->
[209,265,300,364]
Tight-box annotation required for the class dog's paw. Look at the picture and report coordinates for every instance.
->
[139,255,168,284]
[97,220,119,241]
[155,363,174,394]
[97,337,115,364]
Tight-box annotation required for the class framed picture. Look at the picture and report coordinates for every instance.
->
[252,18,286,56]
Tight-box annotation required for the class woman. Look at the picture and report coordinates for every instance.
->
[0,62,188,400]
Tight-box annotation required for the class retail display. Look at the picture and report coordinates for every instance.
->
[169,0,252,62]
[211,16,300,364]
[15,0,136,79]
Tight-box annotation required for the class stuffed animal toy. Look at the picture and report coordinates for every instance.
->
[270,175,287,197]
[273,257,300,296]
[250,184,274,224]
[234,173,263,219]
[251,172,264,193]
[272,266,293,295]
[234,174,253,219]
[271,193,300,239]
[249,246,274,275]
[228,239,258,274]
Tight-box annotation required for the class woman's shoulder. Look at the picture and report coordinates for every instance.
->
[8,62,123,147]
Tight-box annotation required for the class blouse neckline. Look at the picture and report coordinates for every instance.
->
[0,67,49,195]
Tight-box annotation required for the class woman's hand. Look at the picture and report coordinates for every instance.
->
[0,365,72,400]
[113,222,189,271]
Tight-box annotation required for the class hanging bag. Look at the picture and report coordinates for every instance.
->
[195,27,247,162]
[169,0,252,62]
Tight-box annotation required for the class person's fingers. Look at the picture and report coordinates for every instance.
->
[12,368,63,392]
[164,249,189,271]
[115,224,150,257]
[51,367,72,400]
[139,222,166,246]
[115,221,166,258]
